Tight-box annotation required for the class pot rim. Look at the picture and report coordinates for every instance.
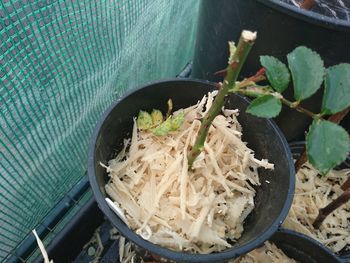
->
[257,0,350,32]
[273,228,341,262]
[88,78,295,262]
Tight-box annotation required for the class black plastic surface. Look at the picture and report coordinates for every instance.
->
[32,197,342,263]
[34,198,104,263]
[88,79,295,262]
[271,229,340,263]
[192,0,350,141]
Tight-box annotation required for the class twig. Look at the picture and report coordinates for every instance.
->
[280,98,318,119]
[236,88,319,120]
[187,30,257,168]
[295,150,308,172]
[214,68,228,77]
[313,189,350,229]
[341,176,350,191]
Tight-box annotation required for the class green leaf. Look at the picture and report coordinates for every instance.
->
[151,109,164,126]
[137,111,153,130]
[321,63,350,115]
[171,111,185,131]
[260,56,290,93]
[287,46,324,101]
[152,117,172,136]
[306,120,350,175]
[153,111,185,136]
[246,95,282,118]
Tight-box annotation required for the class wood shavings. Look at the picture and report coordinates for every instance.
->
[283,162,350,253]
[103,92,274,253]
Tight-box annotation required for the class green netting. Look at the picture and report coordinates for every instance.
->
[0,0,199,260]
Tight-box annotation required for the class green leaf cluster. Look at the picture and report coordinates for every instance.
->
[246,47,350,174]
[136,102,185,136]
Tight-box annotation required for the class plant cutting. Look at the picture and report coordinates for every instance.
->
[197,32,350,251]
[192,30,350,227]
[192,0,350,141]
[226,38,350,253]
[210,31,350,253]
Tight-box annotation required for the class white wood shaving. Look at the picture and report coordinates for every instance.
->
[32,230,54,263]
[232,241,297,263]
[103,92,274,254]
[283,162,350,253]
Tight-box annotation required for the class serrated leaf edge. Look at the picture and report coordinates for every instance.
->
[260,55,290,93]
[306,120,350,175]
[287,46,325,101]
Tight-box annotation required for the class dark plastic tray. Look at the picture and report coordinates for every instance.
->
[34,196,342,263]
[34,197,105,263]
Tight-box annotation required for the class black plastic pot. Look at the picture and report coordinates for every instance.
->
[289,141,350,261]
[88,79,295,262]
[270,229,340,263]
[192,0,350,141]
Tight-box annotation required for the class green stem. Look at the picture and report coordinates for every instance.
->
[235,86,271,97]
[280,98,318,119]
[237,88,319,120]
[187,31,257,168]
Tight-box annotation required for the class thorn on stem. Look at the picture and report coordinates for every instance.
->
[231,62,238,70]
[256,67,266,76]
[214,68,227,77]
